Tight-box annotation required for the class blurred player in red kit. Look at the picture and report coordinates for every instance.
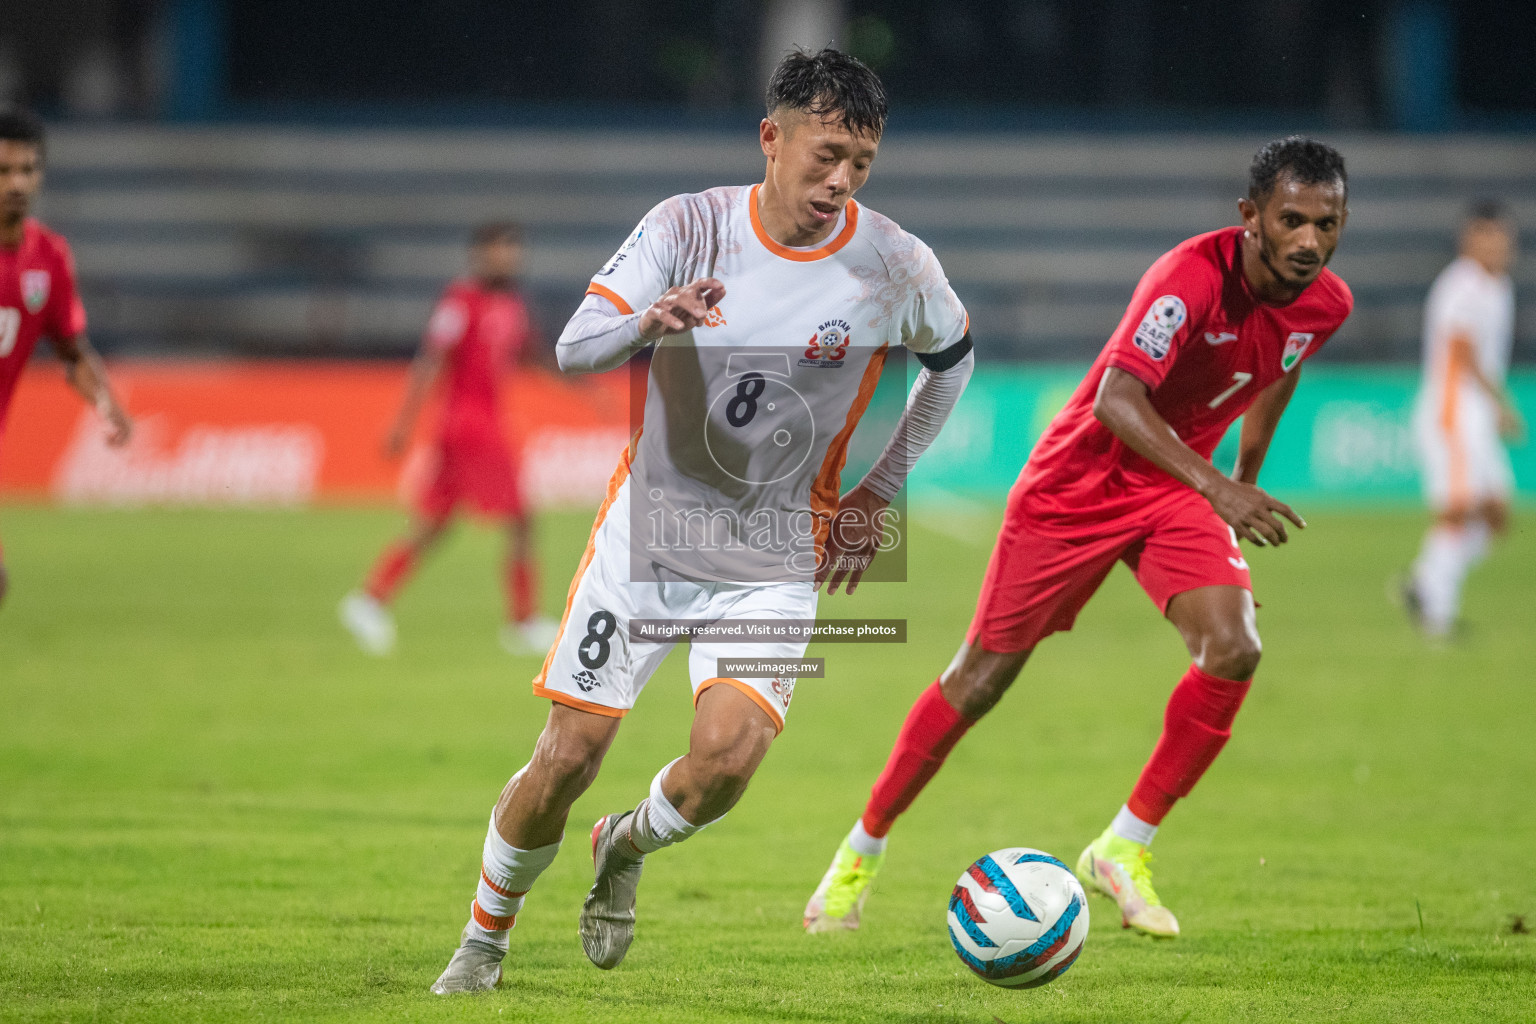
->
[341,223,558,656]
[805,137,1353,940]
[0,106,133,610]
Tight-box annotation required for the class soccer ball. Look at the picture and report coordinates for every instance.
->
[947,847,1089,988]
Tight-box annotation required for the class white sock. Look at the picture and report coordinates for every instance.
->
[618,757,715,857]
[1111,804,1158,846]
[1462,520,1492,567]
[1413,525,1469,635]
[467,813,561,950]
[847,819,887,857]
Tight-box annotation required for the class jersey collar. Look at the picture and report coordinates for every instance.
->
[748,184,859,262]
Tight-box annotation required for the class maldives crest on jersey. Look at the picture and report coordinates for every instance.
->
[799,318,851,367]
[1281,332,1314,372]
[1133,294,1186,360]
[21,270,50,313]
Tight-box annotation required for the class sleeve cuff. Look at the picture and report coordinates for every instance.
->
[1104,355,1162,392]
[586,282,635,315]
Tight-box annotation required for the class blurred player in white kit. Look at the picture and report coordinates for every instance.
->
[1402,200,1524,640]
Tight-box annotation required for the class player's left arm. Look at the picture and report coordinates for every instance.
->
[1447,333,1525,442]
[51,333,132,446]
[1230,366,1301,485]
[820,340,975,595]
[819,247,974,595]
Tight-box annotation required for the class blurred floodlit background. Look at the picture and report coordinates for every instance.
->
[2,1,1532,506]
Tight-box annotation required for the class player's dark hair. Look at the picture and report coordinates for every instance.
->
[471,221,522,246]
[765,47,888,139]
[0,104,46,156]
[1466,197,1511,224]
[1248,136,1346,204]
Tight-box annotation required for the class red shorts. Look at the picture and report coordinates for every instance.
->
[967,489,1251,653]
[417,430,523,520]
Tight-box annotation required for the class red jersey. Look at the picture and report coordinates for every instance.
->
[1017,227,1353,521]
[0,219,87,426]
[423,279,535,439]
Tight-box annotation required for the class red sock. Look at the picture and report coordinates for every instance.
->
[861,681,975,838]
[1127,664,1252,825]
[507,557,536,623]
[365,543,417,603]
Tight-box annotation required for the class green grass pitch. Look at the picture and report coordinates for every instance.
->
[1,501,1533,1022]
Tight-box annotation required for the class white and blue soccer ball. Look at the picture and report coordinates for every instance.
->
[947,847,1089,988]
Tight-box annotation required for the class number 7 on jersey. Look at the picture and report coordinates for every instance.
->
[1208,371,1253,409]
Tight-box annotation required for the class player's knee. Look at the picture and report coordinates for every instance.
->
[1481,502,1510,534]
[943,648,1028,720]
[693,737,764,797]
[534,734,606,793]
[1200,629,1262,681]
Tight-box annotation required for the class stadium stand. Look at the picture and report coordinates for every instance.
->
[37,126,1536,361]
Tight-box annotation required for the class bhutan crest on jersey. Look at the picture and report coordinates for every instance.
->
[21,270,50,313]
[799,318,851,367]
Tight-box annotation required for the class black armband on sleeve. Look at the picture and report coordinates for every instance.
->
[914,332,973,372]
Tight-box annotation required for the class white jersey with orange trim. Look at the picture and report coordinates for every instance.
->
[586,183,969,584]
[1413,255,1516,508]
[530,184,969,727]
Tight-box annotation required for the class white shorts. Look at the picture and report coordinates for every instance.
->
[1416,416,1513,511]
[532,472,816,732]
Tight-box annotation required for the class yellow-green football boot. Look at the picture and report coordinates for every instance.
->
[803,838,884,933]
[1075,827,1179,938]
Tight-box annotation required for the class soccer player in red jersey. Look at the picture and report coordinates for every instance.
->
[0,106,132,610]
[341,223,558,656]
[805,137,1354,938]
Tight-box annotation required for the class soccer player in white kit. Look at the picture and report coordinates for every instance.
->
[431,48,975,991]
[1402,200,1524,640]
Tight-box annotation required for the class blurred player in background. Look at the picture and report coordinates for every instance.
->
[0,105,132,610]
[1400,201,1523,641]
[430,48,974,992]
[805,137,1352,941]
[340,222,558,656]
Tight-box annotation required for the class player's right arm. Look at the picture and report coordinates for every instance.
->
[556,278,725,375]
[1094,368,1302,546]
[384,293,460,457]
[556,200,724,374]
[1094,247,1301,547]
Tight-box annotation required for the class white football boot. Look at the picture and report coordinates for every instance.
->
[579,812,645,969]
[428,921,505,994]
[339,590,395,656]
